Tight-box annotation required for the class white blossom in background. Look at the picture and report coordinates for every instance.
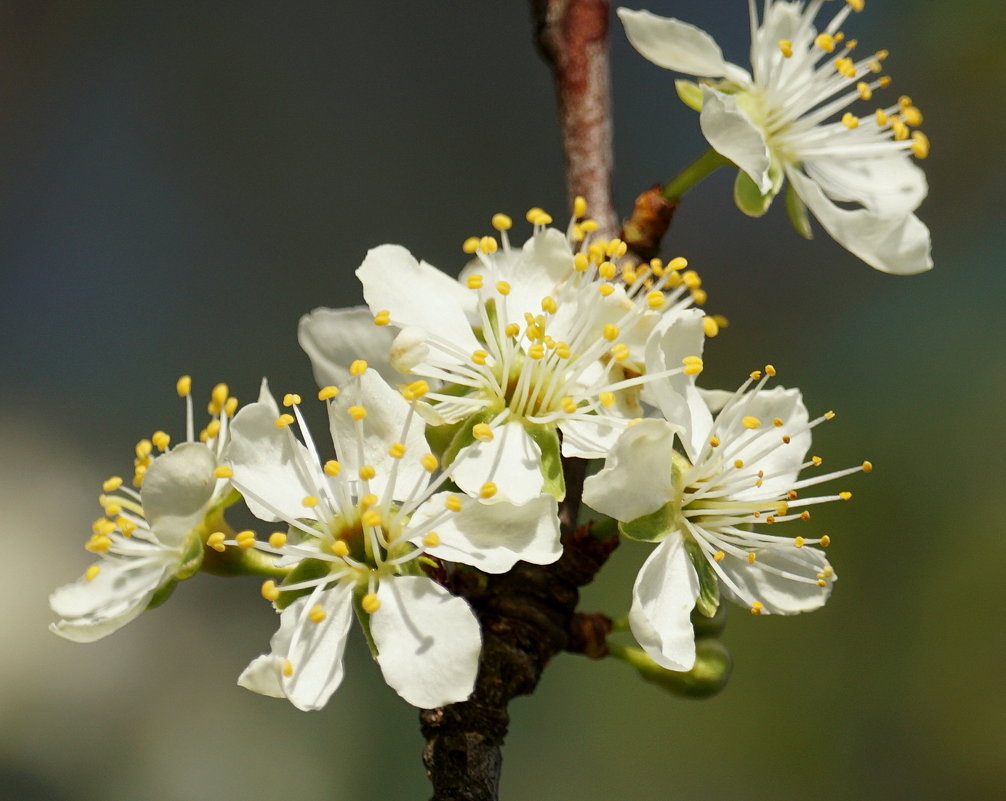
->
[584,365,869,671]
[619,0,932,274]
[224,366,562,710]
[300,204,716,506]
[49,378,238,642]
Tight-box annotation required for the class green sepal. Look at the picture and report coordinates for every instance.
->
[440,407,497,469]
[147,578,179,610]
[174,533,206,581]
[734,170,775,217]
[685,539,720,618]
[588,515,619,541]
[275,558,331,610]
[618,501,676,543]
[611,639,732,699]
[785,181,814,239]
[525,422,565,501]
[675,79,704,111]
[352,585,379,659]
[691,600,727,639]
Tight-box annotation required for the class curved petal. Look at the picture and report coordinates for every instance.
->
[717,546,833,615]
[629,536,700,671]
[700,88,773,193]
[582,419,677,523]
[803,154,927,217]
[298,306,410,389]
[371,576,481,708]
[618,8,732,78]
[787,167,933,274]
[356,245,481,354]
[558,414,623,459]
[408,493,561,573]
[141,442,218,548]
[451,419,543,505]
[238,583,354,711]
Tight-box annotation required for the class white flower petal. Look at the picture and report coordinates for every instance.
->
[717,547,833,615]
[357,244,481,354]
[803,154,927,217]
[700,87,773,193]
[451,419,543,505]
[629,535,700,671]
[582,419,677,523]
[371,576,481,708]
[409,493,561,573]
[787,166,933,274]
[298,306,410,389]
[141,442,218,548]
[618,8,731,78]
[558,415,623,459]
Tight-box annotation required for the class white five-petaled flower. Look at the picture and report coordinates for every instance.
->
[300,206,713,506]
[584,365,867,671]
[224,365,561,710]
[49,377,238,642]
[619,1,932,274]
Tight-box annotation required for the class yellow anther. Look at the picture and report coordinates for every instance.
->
[646,290,666,310]
[176,375,192,397]
[283,659,294,677]
[495,280,511,296]
[898,94,912,108]
[236,530,257,549]
[528,343,545,360]
[275,413,295,428]
[794,536,806,548]
[815,33,835,52]
[903,106,923,128]
[467,274,484,290]
[702,317,719,337]
[479,236,498,254]
[480,482,497,499]
[472,349,489,366]
[603,323,620,341]
[362,593,381,614]
[610,343,630,363]
[206,531,227,552]
[361,509,382,528]
[839,491,853,501]
[421,453,439,473]
[504,322,520,338]
[213,465,234,479]
[135,439,153,458]
[472,423,494,442]
[817,579,828,587]
[261,580,281,601]
[750,601,765,615]
[824,410,836,420]
[800,511,812,521]
[778,39,793,58]
[359,465,376,480]
[224,396,239,417]
[102,476,123,492]
[812,456,823,466]
[348,405,367,421]
[211,383,229,409]
[682,270,701,289]
[308,604,326,624]
[462,237,480,254]
[268,531,288,548]
[280,393,300,408]
[820,535,832,548]
[541,296,558,314]
[787,490,799,500]
[561,396,578,414]
[324,460,342,476]
[842,112,859,129]
[573,196,588,218]
[405,380,429,400]
[846,0,864,11]
[374,310,391,326]
[331,540,350,557]
[573,252,589,272]
[349,360,368,377]
[599,392,615,409]
[742,416,762,429]
[709,436,720,448]
[388,441,406,459]
[857,81,873,100]
[445,495,463,512]
[150,430,170,451]
[555,342,571,359]
[598,284,615,297]
[834,32,845,43]
[91,517,113,535]
[747,552,757,564]
[781,435,792,444]
[862,460,874,473]
[85,533,112,553]
[604,238,626,258]
[682,355,704,376]
[360,493,378,509]
[84,564,101,582]
[423,531,441,548]
[691,288,708,306]
[835,57,856,78]
[525,206,544,222]
[99,498,121,517]
[491,213,513,231]
[302,495,320,508]
[711,550,725,562]
[622,268,638,285]
[891,118,909,140]
[911,131,930,159]
[318,386,339,401]
[762,364,776,378]
[598,261,617,280]
[204,419,221,440]
[580,219,598,233]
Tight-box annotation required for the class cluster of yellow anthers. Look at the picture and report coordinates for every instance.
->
[778,2,929,160]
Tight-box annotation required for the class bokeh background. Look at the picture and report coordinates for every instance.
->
[2,1,1003,799]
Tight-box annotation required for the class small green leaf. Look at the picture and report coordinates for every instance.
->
[618,502,676,543]
[525,422,565,501]
[685,539,720,618]
[785,181,814,239]
[675,79,704,111]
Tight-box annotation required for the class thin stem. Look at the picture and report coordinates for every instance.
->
[662,148,731,203]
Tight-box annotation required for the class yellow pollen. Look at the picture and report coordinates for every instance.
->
[211,383,229,409]
[750,370,763,380]
[472,423,494,442]
[794,536,806,548]
[682,356,703,376]
[318,386,339,401]
[362,593,381,614]
[359,465,376,480]
[875,48,889,61]
[261,580,280,602]
[85,533,112,553]
[598,284,615,297]
[525,323,543,341]
[283,659,294,678]
[85,564,101,582]
[646,290,666,310]
[891,118,909,140]
[862,460,874,473]
[580,219,598,233]
[610,343,630,363]
[236,530,256,549]
[421,453,439,473]
[820,535,832,548]
[911,131,930,159]
[348,405,367,421]
[747,552,757,564]
[302,495,320,508]
[361,509,382,528]
[733,459,744,469]
[491,212,513,231]
[709,436,720,447]
[778,39,793,58]
[176,375,192,397]
[599,261,617,280]
[374,310,391,326]
[206,531,227,552]
[775,502,790,516]
[90,518,114,536]
[324,460,342,476]
[135,439,153,459]
[331,540,350,557]
[573,196,588,218]
[282,393,301,408]
[703,317,719,337]
[467,274,484,290]
[781,435,791,444]
[150,430,170,451]
[824,410,836,420]
[561,396,578,414]
[213,465,234,479]
[423,531,440,548]
[102,476,123,492]
[479,236,498,254]
[878,75,892,88]
[116,517,136,536]
[204,419,221,439]
[812,456,823,466]
[275,413,295,428]
[462,237,480,254]
[750,602,765,615]
[528,344,545,360]
[787,490,799,500]
[405,380,429,400]
[815,33,835,52]
[817,579,828,587]
[480,482,497,499]
[573,252,589,272]
[800,511,812,521]
[360,493,378,508]
[713,550,725,562]
[349,360,368,376]
[599,392,615,409]
[445,495,463,512]
[742,416,762,429]
[842,112,859,129]
[902,105,923,126]
[495,280,511,296]
[835,57,856,78]
[541,296,558,314]
[857,81,873,100]
[472,349,488,366]
[504,322,520,338]
[308,604,326,624]
[602,324,619,341]
[898,94,912,108]
[224,397,238,417]
[268,532,288,548]
[622,269,638,285]
[555,342,571,359]
[846,0,864,11]
[389,441,406,459]
[839,491,853,501]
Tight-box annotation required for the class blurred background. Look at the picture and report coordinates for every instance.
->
[1,1,1003,799]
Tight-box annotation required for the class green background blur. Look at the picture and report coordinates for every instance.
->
[2,1,1003,799]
